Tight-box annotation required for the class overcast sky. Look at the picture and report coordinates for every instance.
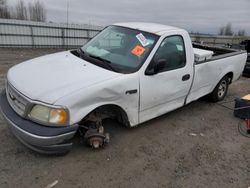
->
[8,0,250,35]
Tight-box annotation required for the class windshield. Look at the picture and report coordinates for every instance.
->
[81,26,159,73]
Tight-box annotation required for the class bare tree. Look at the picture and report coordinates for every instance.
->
[28,1,46,22]
[224,23,233,36]
[238,29,245,36]
[1,0,47,21]
[218,23,234,36]
[219,27,225,35]
[219,23,247,36]
[15,0,27,20]
[0,0,11,18]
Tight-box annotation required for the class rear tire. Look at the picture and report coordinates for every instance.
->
[209,76,229,102]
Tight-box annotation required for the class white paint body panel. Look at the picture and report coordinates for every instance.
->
[6,22,247,127]
[138,29,194,123]
[113,22,179,35]
[55,73,139,126]
[186,53,247,104]
[7,51,122,104]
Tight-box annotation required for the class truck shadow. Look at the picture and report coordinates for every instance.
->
[70,97,214,155]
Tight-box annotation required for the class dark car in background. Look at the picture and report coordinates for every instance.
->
[243,54,250,76]
[241,40,250,76]
[225,40,250,76]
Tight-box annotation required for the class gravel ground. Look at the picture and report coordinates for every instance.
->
[0,48,250,188]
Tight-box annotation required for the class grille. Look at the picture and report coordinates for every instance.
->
[6,82,29,117]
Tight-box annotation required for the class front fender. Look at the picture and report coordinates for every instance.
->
[55,73,140,127]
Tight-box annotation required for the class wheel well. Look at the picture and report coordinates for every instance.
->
[225,72,233,84]
[80,104,130,127]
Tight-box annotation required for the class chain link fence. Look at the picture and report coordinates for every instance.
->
[0,18,103,48]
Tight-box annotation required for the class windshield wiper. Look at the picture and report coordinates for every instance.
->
[88,54,117,72]
[77,48,85,58]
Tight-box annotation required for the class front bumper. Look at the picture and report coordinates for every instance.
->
[0,91,79,154]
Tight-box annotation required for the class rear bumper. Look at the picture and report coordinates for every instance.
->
[0,90,79,154]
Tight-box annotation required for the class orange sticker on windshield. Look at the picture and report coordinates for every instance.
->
[131,45,145,57]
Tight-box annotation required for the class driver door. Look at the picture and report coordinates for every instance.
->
[139,35,193,123]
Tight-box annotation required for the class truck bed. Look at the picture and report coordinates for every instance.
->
[193,43,246,64]
[186,42,247,104]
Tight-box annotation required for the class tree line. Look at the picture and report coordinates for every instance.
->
[219,23,246,36]
[0,0,46,22]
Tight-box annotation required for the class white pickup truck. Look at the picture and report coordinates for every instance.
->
[0,22,247,154]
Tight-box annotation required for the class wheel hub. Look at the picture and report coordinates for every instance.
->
[218,80,227,97]
[83,122,110,149]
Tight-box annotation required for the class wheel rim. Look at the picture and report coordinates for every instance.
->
[218,80,227,98]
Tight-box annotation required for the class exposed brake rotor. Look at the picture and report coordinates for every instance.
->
[83,122,110,149]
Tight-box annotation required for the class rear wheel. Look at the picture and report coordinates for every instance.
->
[210,76,229,102]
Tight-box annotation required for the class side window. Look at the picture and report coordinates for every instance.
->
[152,35,186,72]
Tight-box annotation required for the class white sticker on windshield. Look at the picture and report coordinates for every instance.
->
[136,33,149,47]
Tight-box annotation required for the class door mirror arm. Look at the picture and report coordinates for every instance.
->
[145,59,168,76]
[145,68,155,75]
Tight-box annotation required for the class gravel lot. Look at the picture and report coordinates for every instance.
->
[0,48,250,188]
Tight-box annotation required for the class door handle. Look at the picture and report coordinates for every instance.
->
[182,74,190,81]
[125,89,137,95]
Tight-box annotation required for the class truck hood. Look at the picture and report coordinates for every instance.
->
[7,51,121,104]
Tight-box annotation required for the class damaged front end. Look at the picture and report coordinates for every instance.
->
[0,90,79,154]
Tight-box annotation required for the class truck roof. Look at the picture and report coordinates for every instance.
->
[113,22,183,35]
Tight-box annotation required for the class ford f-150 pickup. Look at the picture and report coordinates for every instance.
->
[0,22,247,154]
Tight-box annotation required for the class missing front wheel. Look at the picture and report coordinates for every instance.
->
[80,121,110,149]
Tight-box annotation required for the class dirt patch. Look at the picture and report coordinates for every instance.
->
[0,48,250,188]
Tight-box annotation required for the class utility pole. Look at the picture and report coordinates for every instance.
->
[66,0,69,49]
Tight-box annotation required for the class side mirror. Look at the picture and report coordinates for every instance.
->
[145,59,167,75]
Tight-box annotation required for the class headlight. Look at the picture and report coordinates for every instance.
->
[29,104,68,126]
